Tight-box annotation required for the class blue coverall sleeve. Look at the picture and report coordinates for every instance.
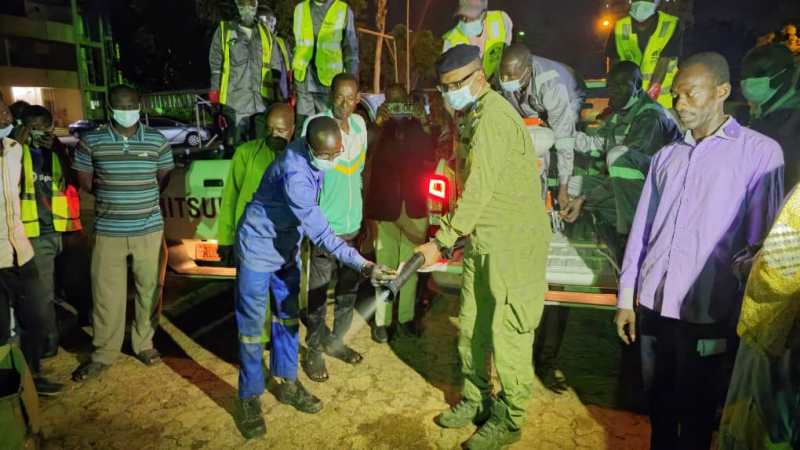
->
[284,169,367,270]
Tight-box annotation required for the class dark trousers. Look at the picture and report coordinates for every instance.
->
[639,306,738,450]
[28,233,62,354]
[0,260,43,374]
[304,237,361,352]
[533,304,569,373]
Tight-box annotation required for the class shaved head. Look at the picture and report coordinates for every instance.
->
[306,116,342,158]
[108,84,139,107]
[609,61,643,86]
[501,43,531,67]
[608,61,643,109]
[499,43,532,82]
[265,103,295,144]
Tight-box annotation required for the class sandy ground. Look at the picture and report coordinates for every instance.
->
[36,278,650,450]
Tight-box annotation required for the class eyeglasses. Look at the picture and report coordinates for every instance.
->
[438,70,478,93]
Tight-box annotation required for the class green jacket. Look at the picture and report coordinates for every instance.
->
[302,110,368,235]
[436,88,552,254]
[217,139,280,246]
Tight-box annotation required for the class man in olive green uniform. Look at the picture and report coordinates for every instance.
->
[417,45,551,450]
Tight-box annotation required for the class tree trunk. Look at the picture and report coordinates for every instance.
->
[373,0,388,94]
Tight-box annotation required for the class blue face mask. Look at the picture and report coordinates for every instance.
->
[458,18,483,37]
[500,69,530,93]
[443,84,477,111]
[0,124,13,139]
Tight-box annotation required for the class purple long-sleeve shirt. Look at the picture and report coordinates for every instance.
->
[618,117,784,325]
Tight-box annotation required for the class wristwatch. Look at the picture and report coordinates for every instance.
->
[360,261,375,278]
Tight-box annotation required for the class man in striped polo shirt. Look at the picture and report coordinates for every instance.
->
[71,85,175,381]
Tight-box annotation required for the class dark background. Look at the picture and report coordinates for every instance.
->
[3,0,799,91]
[107,0,800,90]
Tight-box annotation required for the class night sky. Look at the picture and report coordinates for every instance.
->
[107,0,800,91]
[385,0,800,80]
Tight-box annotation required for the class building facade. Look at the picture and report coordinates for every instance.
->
[0,0,120,125]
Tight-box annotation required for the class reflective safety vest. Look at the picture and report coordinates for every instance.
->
[442,11,508,78]
[614,12,679,109]
[275,36,290,80]
[219,21,283,104]
[292,0,348,87]
[20,145,81,238]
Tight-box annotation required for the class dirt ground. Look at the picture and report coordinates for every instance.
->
[37,278,650,450]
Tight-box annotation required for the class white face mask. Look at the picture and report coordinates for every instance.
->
[0,124,13,139]
[238,5,257,25]
[458,18,484,37]
[629,1,657,23]
[311,156,335,171]
[112,109,141,128]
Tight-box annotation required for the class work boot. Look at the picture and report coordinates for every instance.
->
[33,375,64,397]
[464,417,521,450]
[275,379,322,414]
[237,396,266,439]
[434,398,493,429]
[371,325,389,343]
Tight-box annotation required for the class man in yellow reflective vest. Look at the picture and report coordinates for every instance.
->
[208,0,291,146]
[292,0,360,130]
[19,105,82,396]
[442,0,512,80]
[606,0,683,109]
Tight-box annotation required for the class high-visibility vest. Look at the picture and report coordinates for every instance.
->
[20,145,81,238]
[442,11,508,78]
[292,0,348,87]
[275,36,290,79]
[615,12,679,109]
[219,21,280,104]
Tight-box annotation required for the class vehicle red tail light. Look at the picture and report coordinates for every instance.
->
[428,175,448,201]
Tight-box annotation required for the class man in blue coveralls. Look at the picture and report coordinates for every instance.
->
[234,116,391,439]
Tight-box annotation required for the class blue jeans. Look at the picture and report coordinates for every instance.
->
[236,262,300,399]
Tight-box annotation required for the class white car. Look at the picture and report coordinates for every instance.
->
[146,117,210,147]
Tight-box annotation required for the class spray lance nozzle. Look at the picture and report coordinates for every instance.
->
[375,237,466,304]
[373,252,426,304]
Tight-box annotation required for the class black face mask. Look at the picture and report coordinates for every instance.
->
[266,135,288,151]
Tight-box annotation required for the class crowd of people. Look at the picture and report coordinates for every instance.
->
[1,0,798,449]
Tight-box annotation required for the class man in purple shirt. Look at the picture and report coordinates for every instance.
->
[614,52,784,450]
